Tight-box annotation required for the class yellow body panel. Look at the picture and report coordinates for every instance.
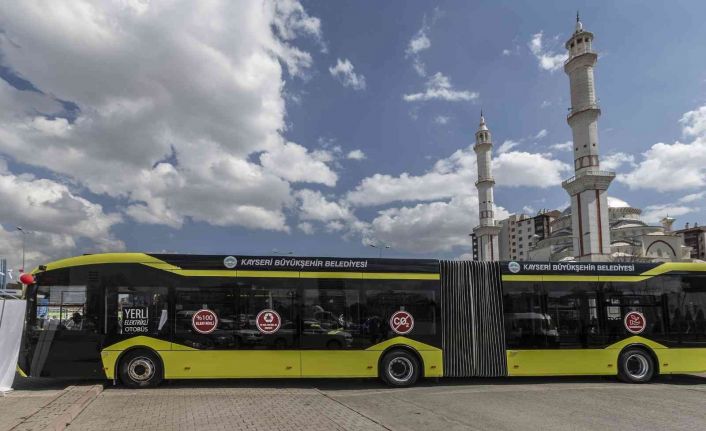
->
[657,349,706,374]
[100,335,444,379]
[507,336,706,376]
[507,349,617,376]
[162,350,301,378]
[301,351,379,377]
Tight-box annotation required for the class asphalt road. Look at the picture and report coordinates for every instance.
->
[5,374,706,430]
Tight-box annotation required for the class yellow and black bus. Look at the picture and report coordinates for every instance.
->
[17,253,706,388]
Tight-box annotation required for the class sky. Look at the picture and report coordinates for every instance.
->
[0,0,705,270]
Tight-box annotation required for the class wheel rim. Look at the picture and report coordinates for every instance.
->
[387,357,414,383]
[127,357,155,382]
[625,354,649,380]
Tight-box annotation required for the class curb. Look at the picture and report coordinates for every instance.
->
[47,385,103,431]
[9,384,103,431]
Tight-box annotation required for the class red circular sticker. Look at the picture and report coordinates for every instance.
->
[624,311,646,334]
[192,309,218,334]
[389,310,414,335]
[256,309,281,334]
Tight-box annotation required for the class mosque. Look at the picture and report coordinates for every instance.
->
[470,16,693,263]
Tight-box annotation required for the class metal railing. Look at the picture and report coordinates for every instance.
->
[562,169,616,187]
[564,46,595,65]
[567,103,600,119]
[475,177,495,186]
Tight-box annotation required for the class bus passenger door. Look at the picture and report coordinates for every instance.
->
[32,284,105,378]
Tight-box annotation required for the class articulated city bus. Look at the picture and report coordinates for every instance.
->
[17,253,706,388]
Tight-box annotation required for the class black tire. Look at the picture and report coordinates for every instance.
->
[618,348,656,383]
[380,349,420,387]
[119,349,163,389]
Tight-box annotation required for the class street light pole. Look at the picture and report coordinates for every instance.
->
[16,226,26,272]
[368,243,391,258]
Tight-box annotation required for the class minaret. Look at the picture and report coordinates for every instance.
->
[472,112,501,261]
[561,14,614,262]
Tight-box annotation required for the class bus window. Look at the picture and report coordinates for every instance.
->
[174,286,235,349]
[115,286,168,336]
[236,278,297,349]
[34,285,96,332]
[662,275,706,346]
[362,279,438,347]
[503,281,545,348]
[544,282,599,348]
[602,280,665,343]
[301,279,359,349]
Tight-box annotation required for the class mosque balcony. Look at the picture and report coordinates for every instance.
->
[562,169,615,194]
[567,104,600,120]
[564,46,596,65]
[475,177,495,186]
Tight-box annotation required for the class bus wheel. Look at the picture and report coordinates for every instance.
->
[381,349,420,387]
[119,349,163,389]
[618,348,655,383]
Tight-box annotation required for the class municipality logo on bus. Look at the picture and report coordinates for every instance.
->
[508,261,521,273]
[223,256,238,268]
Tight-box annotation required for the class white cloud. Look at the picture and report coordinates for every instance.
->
[434,115,451,125]
[0,1,330,232]
[272,0,323,42]
[550,141,572,152]
[260,142,338,187]
[601,152,636,171]
[529,32,568,72]
[680,105,706,137]
[618,105,706,191]
[540,100,552,108]
[0,168,124,270]
[607,196,630,208]
[346,149,366,160]
[641,203,698,224]
[405,10,442,76]
[347,144,569,208]
[679,192,705,203]
[346,147,476,206]
[329,58,366,90]
[493,152,571,188]
[406,28,430,76]
[534,129,548,139]
[296,189,352,222]
[366,195,509,253]
[618,141,706,191]
[297,222,315,235]
[497,140,520,154]
[406,27,431,56]
[502,49,511,56]
[403,72,478,102]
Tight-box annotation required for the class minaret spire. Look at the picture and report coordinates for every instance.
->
[561,17,614,262]
[471,113,501,261]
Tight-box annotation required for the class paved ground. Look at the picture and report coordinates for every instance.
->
[4,375,706,430]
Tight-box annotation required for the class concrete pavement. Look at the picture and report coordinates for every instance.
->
[3,375,706,430]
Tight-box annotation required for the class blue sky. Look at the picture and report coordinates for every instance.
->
[0,1,704,269]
